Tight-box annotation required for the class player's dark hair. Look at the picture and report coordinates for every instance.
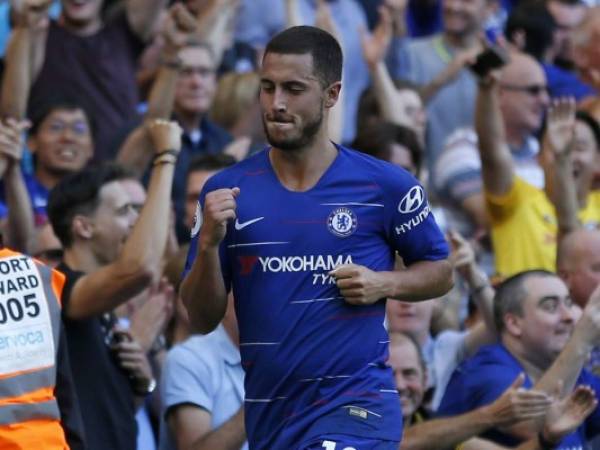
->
[493,269,556,332]
[264,25,343,87]
[48,163,134,248]
[352,121,422,175]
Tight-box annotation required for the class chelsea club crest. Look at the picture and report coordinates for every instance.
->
[327,207,357,238]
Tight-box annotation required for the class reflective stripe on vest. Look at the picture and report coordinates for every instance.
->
[0,399,60,425]
[0,249,64,425]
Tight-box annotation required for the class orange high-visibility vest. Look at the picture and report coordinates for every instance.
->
[0,248,69,450]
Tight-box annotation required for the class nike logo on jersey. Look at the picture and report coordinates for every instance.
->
[234,217,264,230]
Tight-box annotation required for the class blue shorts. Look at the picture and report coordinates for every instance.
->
[298,434,400,450]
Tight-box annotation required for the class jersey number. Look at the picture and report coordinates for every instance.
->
[0,293,41,324]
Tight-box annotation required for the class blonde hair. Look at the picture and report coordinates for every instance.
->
[210,71,260,131]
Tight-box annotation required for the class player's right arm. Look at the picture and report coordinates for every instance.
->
[180,187,239,334]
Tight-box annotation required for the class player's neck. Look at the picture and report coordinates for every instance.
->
[269,138,338,192]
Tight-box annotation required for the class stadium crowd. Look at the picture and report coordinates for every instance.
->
[1,0,600,449]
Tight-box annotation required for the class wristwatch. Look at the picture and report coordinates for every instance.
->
[134,377,157,396]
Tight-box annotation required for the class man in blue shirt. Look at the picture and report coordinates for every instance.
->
[181,25,453,450]
[438,270,600,449]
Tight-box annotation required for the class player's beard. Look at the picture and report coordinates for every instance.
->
[263,105,324,152]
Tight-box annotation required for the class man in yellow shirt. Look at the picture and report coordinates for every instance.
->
[475,52,600,277]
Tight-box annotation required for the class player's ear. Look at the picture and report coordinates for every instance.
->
[324,81,342,109]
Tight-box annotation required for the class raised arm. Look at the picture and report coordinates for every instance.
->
[544,98,579,238]
[534,285,600,397]
[126,0,169,42]
[361,6,409,126]
[401,374,551,450]
[475,74,516,196]
[117,4,197,177]
[192,0,239,67]
[65,121,182,320]
[1,0,50,119]
[180,186,239,334]
[419,46,481,104]
[448,231,496,355]
[384,0,407,38]
[285,0,301,28]
[314,0,343,142]
[1,119,35,253]
[2,27,30,119]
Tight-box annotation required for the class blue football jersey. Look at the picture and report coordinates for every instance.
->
[186,146,449,450]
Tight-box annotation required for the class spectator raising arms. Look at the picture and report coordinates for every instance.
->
[47,120,182,450]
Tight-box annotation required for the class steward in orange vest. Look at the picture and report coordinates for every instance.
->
[0,247,86,449]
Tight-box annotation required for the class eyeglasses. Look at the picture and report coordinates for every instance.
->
[44,120,90,136]
[180,66,216,78]
[499,84,549,97]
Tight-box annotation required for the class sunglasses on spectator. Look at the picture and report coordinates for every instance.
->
[499,84,549,96]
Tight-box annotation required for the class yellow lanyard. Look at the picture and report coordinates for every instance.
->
[432,35,453,64]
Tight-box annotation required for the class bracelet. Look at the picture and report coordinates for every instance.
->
[152,149,179,162]
[537,431,559,450]
[152,158,176,167]
[159,54,183,70]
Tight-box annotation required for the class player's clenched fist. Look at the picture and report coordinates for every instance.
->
[329,263,387,306]
[200,188,240,249]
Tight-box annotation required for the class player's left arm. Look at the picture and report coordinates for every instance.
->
[332,174,453,305]
[331,259,452,305]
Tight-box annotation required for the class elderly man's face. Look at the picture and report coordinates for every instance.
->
[388,336,427,420]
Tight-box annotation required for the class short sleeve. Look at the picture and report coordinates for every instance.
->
[435,130,483,204]
[383,171,449,266]
[55,263,85,317]
[437,361,525,417]
[184,176,232,291]
[484,176,525,224]
[431,331,469,411]
[161,343,215,418]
